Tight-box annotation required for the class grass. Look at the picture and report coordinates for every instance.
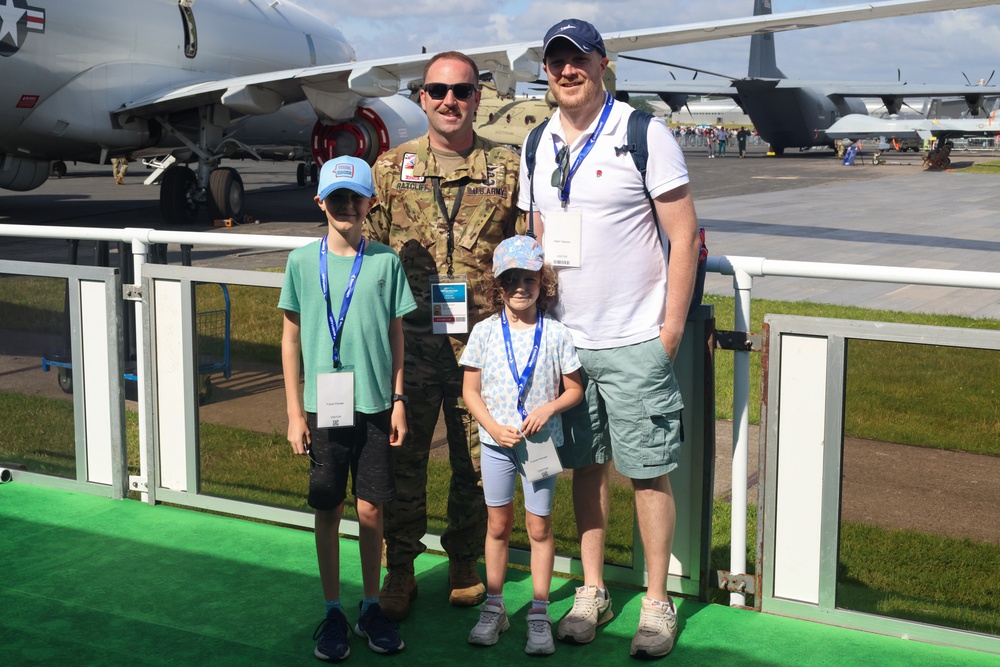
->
[960,158,1000,174]
[705,293,1000,454]
[5,276,998,454]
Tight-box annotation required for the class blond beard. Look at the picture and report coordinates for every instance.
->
[550,77,605,115]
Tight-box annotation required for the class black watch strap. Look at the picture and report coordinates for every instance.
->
[392,393,409,405]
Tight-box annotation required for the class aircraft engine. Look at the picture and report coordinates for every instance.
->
[0,154,50,192]
[964,93,985,116]
[657,93,690,114]
[310,96,428,166]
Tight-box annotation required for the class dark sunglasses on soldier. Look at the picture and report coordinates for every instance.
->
[422,82,478,100]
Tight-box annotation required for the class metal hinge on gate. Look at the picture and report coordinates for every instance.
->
[715,330,761,352]
[123,285,143,301]
[712,570,757,596]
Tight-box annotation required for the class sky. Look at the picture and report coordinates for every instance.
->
[291,0,1000,90]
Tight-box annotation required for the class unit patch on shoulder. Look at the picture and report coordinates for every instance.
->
[400,152,424,182]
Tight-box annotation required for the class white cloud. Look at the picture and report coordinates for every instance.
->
[288,1,1000,87]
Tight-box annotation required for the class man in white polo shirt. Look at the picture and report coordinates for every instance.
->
[518,18,701,660]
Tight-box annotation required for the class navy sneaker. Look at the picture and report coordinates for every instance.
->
[313,607,351,662]
[355,601,404,654]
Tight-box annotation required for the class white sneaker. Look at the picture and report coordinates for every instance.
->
[468,603,509,646]
[524,612,555,655]
[556,585,613,644]
[629,597,678,658]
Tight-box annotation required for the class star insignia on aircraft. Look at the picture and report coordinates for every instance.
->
[0,0,45,58]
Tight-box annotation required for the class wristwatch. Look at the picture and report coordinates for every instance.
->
[392,393,409,405]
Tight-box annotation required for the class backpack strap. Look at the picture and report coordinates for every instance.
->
[625,110,655,213]
[523,118,550,239]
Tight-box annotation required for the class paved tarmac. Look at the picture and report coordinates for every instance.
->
[3,143,998,317]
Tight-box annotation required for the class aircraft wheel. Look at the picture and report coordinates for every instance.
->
[51,161,67,178]
[209,167,244,220]
[772,146,785,156]
[160,166,199,225]
[296,163,307,187]
[310,163,318,184]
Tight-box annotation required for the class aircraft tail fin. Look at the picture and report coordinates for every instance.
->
[748,0,787,78]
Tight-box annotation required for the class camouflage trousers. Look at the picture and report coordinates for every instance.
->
[384,343,487,570]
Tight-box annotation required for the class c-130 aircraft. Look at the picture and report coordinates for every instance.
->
[2,0,998,224]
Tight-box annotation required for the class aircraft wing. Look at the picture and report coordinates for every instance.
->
[616,81,739,97]
[826,113,1000,140]
[118,0,1000,122]
[771,81,1000,98]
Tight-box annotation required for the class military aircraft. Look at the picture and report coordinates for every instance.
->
[3,0,1000,224]
[615,0,1000,154]
[825,107,1000,142]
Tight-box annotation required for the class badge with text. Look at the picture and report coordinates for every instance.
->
[542,210,582,268]
[316,369,355,428]
[517,429,563,483]
[430,277,468,334]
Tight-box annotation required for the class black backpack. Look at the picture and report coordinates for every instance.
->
[523,111,706,318]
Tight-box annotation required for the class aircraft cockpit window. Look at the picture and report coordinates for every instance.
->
[179,3,197,59]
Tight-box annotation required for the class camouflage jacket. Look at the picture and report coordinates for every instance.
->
[366,133,524,349]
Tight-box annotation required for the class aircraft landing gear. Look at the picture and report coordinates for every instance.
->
[296,162,307,187]
[208,167,244,220]
[160,166,199,224]
[51,161,67,178]
[159,165,245,225]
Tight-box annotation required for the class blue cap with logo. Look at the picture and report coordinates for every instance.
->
[317,156,374,201]
[543,18,606,58]
[493,235,545,277]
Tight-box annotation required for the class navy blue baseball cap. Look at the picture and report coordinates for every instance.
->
[543,19,606,58]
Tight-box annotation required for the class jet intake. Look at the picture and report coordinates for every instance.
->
[0,154,50,192]
[310,95,428,166]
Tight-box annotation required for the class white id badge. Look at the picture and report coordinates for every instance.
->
[430,276,468,334]
[517,429,563,483]
[543,211,582,268]
[316,369,354,428]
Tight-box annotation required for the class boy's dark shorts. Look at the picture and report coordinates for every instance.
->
[306,410,396,510]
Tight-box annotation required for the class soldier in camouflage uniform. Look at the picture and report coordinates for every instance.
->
[365,50,524,621]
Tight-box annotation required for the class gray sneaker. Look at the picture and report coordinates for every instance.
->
[629,597,678,658]
[524,611,555,655]
[468,603,509,646]
[556,585,613,644]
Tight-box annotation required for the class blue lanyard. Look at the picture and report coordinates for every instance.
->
[319,235,366,368]
[555,92,614,204]
[499,309,544,421]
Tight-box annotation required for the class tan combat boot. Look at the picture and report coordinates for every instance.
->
[448,560,486,607]
[380,567,418,621]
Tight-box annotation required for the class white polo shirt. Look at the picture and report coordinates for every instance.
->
[517,98,689,350]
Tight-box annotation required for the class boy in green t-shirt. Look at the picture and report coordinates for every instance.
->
[279,156,416,661]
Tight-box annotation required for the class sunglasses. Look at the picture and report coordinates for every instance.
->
[551,145,569,190]
[422,82,478,100]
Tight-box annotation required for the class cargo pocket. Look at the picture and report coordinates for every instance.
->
[640,394,682,470]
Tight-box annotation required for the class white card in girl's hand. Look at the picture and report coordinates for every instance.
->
[518,429,563,482]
